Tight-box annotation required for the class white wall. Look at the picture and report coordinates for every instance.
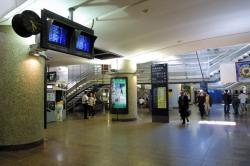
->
[49,66,68,83]
[0,0,28,18]
[168,84,181,109]
[220,63,237,83]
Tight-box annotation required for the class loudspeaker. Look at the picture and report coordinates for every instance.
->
[12,10,41,38]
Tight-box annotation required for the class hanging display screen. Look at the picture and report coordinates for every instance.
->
[76,34,91,53]
[40,9,97,59]
[48,23,68,46]
[111,77,128,114]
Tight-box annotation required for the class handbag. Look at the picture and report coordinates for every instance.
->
[187,110,191,117]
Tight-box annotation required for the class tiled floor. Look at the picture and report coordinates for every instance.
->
[1,104,250,166]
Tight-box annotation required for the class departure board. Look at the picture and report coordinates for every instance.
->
[48,24,68,46]
[76,34,91,53]
[151,64,168,84]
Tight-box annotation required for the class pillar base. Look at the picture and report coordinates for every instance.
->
[112,118,137,122]
[152,116,169,123]
[0,139,43,151]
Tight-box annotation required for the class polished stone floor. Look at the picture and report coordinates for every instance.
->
[1,104,250,166]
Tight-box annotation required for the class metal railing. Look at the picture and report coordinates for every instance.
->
[208,44,250,74]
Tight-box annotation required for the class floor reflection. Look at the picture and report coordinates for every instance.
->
[1,104,250,166]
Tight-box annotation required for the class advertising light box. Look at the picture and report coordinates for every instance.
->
[236,61,250,82]
[111,77,128,114]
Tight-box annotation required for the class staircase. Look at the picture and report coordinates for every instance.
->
[65,69,110,111]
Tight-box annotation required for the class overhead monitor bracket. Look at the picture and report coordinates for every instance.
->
[68,5,94,29]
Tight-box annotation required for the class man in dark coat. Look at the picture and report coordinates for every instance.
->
[198,90,206,119]
[223,89,232,114]
[178,91,189,125]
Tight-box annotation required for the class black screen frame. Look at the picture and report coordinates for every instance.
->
[40,9,96,59]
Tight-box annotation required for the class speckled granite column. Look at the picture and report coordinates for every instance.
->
[0,26,44,148]
[110,60,137,121]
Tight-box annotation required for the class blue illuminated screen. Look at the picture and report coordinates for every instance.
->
[76,34,91,53]
[48,24,68,46]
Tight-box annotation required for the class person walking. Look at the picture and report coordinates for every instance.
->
[198,90,206,119]
[178,91,189,125]
[82,91,89,119]
[232,90,240,115]
[223,90,232,114]
[238,90,248,114]
[204,91,212,116]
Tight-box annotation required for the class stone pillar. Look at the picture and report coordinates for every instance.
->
[0,26,44,150]
[110,59,137,121]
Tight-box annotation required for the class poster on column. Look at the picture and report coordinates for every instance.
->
[111,77,128,114]
[157,87,167,109]
[236,61,250,82]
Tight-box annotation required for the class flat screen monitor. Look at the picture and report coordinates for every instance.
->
[48,22,68,47]
[111,77,128,114]
[47,72,57,82]
[76,34,92,53]
[40,9,96,59]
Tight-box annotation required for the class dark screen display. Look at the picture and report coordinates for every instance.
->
[76,34,91,53]
[48,24,68,46]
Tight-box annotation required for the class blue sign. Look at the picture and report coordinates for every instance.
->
[151,64,168,84]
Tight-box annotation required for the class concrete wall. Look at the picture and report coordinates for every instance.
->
[0,26,44,146]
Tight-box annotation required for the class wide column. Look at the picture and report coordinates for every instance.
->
[0,26,44,150]
[110,59,137,121]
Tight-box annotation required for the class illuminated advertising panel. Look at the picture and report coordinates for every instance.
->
[236,61,250,82]
[111,77,128,114]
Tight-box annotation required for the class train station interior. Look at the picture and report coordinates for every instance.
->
[1,0,250,165]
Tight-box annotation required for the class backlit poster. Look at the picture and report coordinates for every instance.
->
[157,87,167,109]
[236,61,250,82]
[111,78,128,114]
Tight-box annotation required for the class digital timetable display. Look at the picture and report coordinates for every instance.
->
[48,24,68,46]
[40,9,97,59]
[76,34,91,53]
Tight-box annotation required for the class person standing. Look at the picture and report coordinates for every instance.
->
[238,90,248,114]
[138,97,145,108]
[178,91,189,125]
[55,100,64,121]
[82,91,89,119]
[223,90,232,114]
[232,90,240,115]
[88,92,96,117]
[198,90,206,119]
